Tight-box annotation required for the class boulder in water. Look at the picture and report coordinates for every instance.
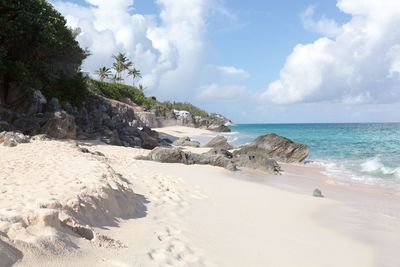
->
[234,133,308,163]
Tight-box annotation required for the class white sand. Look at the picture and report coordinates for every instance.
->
[1,126,399,266]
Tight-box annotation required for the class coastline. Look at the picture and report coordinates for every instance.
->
[1,126,399,266]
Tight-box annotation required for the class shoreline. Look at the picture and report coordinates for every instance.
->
[1,126,399,266]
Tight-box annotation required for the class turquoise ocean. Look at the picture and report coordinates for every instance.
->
[228,123,400,189]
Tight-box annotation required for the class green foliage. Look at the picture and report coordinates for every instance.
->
[151,101,209,117]
[88,79,154,106]
[0,0,87,104]
[170,102,209,117]
[95,67,111,81]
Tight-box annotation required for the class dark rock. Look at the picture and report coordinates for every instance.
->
[234,151,282,174]
[226,163,237,171]
[27,90,47,115]
[173,136,200,147]
[78,147,90,153]
[31,134,50,141]
[234,133,308,163]
[208,124,231,133]
[204,136,233,150]
[0,131,30,147]
[160,138,172,144]
[11,116,43,136]
[141,126,159,139]
[313,189,324,198]
[0,104,17,122]
[119,126,141,137]
[113,103,135,125]
[0,121,9,132]
[145,147,237,171]
[140,131,160,149]
[159,138,172,147]
[41,111,76,139]
[148,147,189,163]
[206,148,233,159]
[48,97,61,112]
[102,129,122,146]
[5,86,47,115]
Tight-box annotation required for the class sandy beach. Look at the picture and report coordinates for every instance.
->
[1,126,399,267]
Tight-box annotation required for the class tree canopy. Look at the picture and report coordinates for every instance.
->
[0,0,87,104]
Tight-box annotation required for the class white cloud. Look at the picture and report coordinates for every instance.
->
[263,0,400,105]
[197,83,254,102]
[51,0,220,99]
[217,66,249,77]
[301,5,342,38]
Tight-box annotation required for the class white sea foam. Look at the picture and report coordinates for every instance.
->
[315,157,400,189]
[361,157,400,177]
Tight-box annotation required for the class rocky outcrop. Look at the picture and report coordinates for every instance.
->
[233,134,308,163]
[140,126,160,149]
[195,114,232,132]
[41,111,76,139]
[144,147,237,171]
[234,154,282,174]
[0,131,30,147]
[206,124,231,133]
[0,88,235,150]
[206,148,233,159]
[204,136,233,150]
[134,112,161,128]
[173,136,200,147]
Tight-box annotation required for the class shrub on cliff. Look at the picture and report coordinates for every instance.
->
[0,0,87,105]
[88,79,156,107]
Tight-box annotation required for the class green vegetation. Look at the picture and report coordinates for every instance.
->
[155,102,209,117]
[0,0,87,105]
[94,67,111,81]
[89,79,209,117]
[88,79,155,107]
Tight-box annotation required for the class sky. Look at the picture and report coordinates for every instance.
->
[51,0,400,123]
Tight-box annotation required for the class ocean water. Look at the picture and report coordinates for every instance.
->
[228,123,400,189]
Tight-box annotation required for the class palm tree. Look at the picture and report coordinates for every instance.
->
[137,84,146,92]
[110,73,122,84]
[94,66,111,81]
[128,68,142,86]
[112,52,132,82]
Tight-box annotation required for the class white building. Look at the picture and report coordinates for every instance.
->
[173,109,190,117]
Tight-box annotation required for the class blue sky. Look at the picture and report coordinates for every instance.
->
[53,0,400,123]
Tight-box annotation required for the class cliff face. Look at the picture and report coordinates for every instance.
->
[132,108,232,132]
[0,89,231,151]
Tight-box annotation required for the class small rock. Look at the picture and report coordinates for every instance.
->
[173,136,200,147]
[313,189,324,198]
[0,131,30,147]
[31,134,50,141]
[78,147,90,153]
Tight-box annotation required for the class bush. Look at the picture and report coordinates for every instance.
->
[0,0,87,104]
[88,79,156,106]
